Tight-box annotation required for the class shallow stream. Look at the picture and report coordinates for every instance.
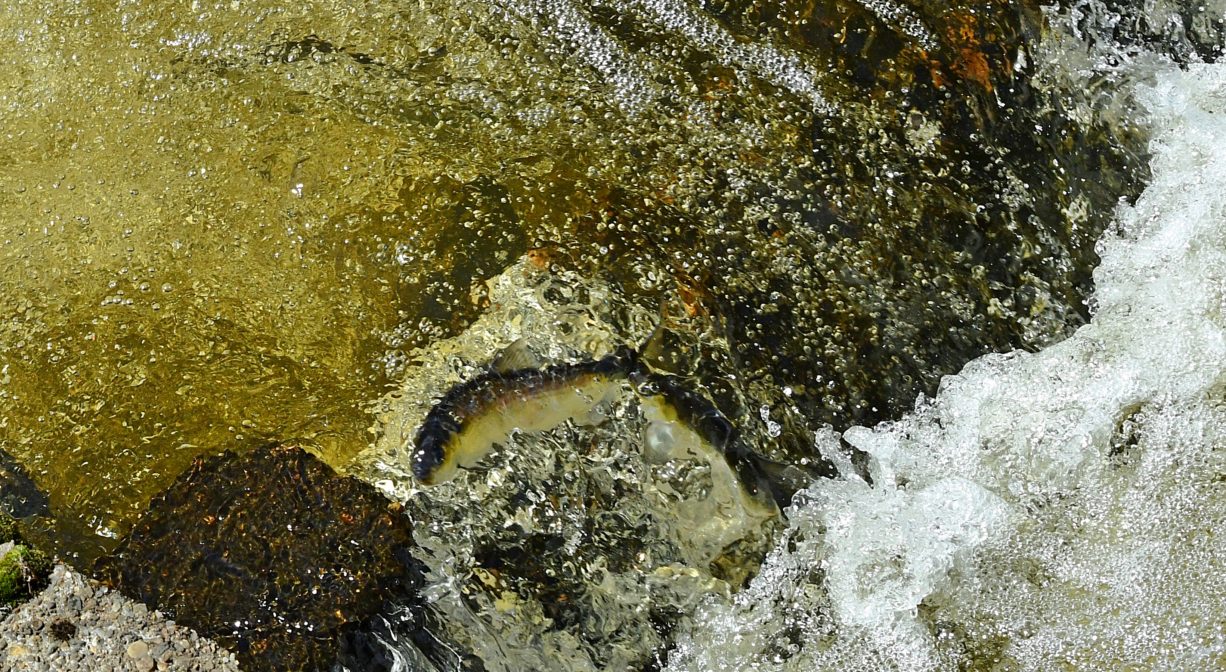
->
[1,0,1223,669]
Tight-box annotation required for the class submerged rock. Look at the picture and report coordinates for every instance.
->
[0,447,50,521]
[95,444,444,671]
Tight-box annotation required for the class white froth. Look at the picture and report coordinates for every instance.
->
[626,0,830,113]
[815,476,1010,663]
[667,63,1226,672]
[490,0,831,115]
[492,0,662,113]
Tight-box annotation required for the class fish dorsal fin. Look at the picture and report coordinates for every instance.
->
[636,320,667,371]
[491,337,543,374]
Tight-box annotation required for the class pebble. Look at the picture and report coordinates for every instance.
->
[0,565,240,671]
[126,640,149,658]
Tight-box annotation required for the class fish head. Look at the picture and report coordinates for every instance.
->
[411,420,459,486]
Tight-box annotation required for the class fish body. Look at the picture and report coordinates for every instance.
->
[411,337,824,508]
[411,347,637,485]
[629,371,781,559]
[633,371,829,511]
[632,372,735,452]
[632,372,780,512]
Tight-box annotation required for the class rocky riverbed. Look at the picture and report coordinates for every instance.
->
[0,564,239,672]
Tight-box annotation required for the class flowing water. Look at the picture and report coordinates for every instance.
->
[1,0,1222,669]
[667,58,1226,671]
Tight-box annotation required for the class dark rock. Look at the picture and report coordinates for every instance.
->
[48,618,76,642]
[94,444,435,671]
[0,447,50,520]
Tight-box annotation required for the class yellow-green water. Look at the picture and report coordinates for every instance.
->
[0,0,802,555]
[0,2,468,554]
[0,0,1144,572]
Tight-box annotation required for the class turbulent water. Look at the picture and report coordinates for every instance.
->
[362,2,1226,668]
[0,0,1141,560]
[666,60,1226,671]
[0,0,1222,669]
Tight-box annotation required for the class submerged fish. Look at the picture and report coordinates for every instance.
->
[411,345,638,485]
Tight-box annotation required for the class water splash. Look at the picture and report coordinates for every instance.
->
[353,258,780,670]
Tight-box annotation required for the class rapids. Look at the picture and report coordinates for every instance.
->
[0,0,1220,669]
[667,59,1226,672]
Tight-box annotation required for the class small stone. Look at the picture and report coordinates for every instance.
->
[48,618,76,641]
[127,640,149,659]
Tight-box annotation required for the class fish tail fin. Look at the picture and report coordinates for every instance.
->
[728,444,834,511]
[631,300,673,376]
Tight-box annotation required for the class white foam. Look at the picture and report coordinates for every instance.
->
[487,0,831,115]
[814,476,1011,663]
[853,0,939,52]
[666,62,1226,672]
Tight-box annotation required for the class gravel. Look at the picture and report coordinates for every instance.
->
[0,563,241,671]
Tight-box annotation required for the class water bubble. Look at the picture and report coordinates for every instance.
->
[759,405,782,438]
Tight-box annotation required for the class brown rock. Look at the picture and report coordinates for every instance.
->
[95,444,428,671]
